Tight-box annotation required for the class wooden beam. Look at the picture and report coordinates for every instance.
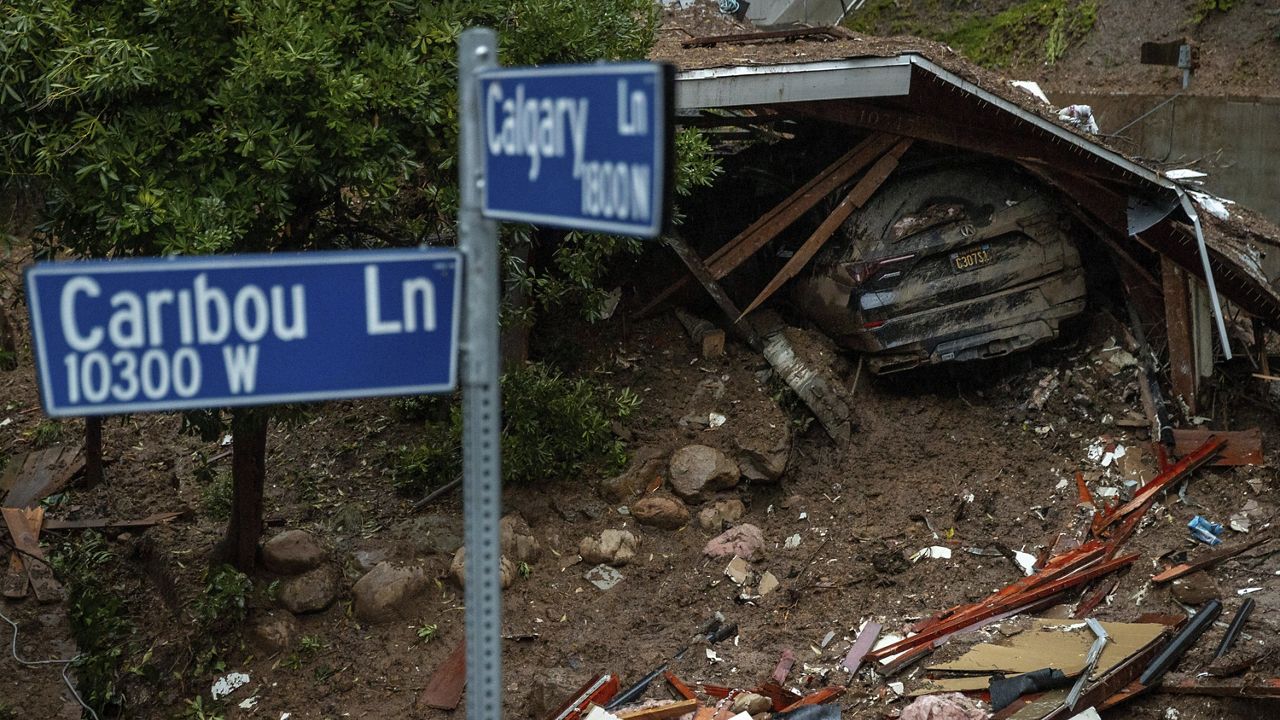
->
[662,235,761,351]
[634,133,897,318]
[739,138,912,318]
[1171,428,1262,466]
[673,309,726,359]
[1162,256,1198,412]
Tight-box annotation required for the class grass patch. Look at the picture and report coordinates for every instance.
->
[846,0,1098,68]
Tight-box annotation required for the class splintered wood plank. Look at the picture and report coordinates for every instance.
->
[2,551,26,599]
[3,507,62,604]
[1171,428,1263,466]
[3,445,84,509]
[738,138,913,319]
[43,511,183,531]
[417,639,467,710]
[635,133,898,318]
[616,699,699,719]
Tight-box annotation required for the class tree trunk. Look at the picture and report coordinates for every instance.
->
[83,416,103,487]
[224,408,268,572]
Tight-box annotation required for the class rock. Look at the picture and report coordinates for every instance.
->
[732,693,772,715]
[248,611,299,654]
[278,565,340,614]
[1170,573,1219,605]
[631,495,691,530]
[351,547,391,573]
[578,529,638,566]
[703,524,765,560]
[584,564,624,591]
[391,513,463,556]
[262,529,326,575]
[734,431,791,483]
[450,547,516,590]
[500,513,542,563]
[351,562,429,623]
[872,548,910,575]
[669,445,740,502]
[697,498,745,531]
[598,447,667,503]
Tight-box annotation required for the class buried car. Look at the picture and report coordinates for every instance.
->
[792,161,1087,374]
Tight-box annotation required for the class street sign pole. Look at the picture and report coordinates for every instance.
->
[458,27,503,720]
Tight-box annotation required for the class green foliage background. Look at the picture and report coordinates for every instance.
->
[0,0,714,317]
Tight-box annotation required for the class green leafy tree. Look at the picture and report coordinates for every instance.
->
[0,0,715,569]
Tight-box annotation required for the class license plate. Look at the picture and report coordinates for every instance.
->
[950,244,993,273]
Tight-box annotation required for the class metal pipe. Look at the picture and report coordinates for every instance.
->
[458,27,503,720]
[1067,618,1110,709]
[1214,599,1255,660]
[1177,189,1233,360]
[1140,599,1223,686]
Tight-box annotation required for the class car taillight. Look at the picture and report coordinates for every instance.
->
[849,253,915,285]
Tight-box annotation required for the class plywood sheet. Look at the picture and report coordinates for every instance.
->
[928,619,1165,679]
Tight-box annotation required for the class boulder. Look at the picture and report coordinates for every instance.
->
[598,448,666,503]
[697,498,746,531]
[391,514,463,556]
[248,611,299,654]
[703,524,765,561]
[262,529,326,576]
[500,513,542,563]
[450,547,516,590]
[578,529,638,566]
[631,496,691,530]
[669,445,739,502]
[351,562,429,623]
[278,565,340,614]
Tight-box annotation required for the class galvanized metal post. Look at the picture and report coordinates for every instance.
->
[458,27,502,720]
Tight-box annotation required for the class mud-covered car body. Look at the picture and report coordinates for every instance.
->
[793,164,1086,373]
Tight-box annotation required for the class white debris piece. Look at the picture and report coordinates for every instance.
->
[1165,168,1208,181]
[1189,190,1234,221]
[1238,587,1263,596]
[596,287,622,321]
[1014,551,1037,576]
[1058,104,1099,134]
[911,546,953,563]
[1067,708,1102,720]
[1011,81,1050,104]
[706,647,721,663]
[239,697,259,710]
[211,672,251,701]
[784,533,802,550]
[889,681,906,696]
[708,412,727,428]
[585,707,621,720]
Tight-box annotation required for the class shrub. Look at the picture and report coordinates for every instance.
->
[394,363,638,493]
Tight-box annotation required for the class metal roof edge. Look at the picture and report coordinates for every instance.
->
[675,54,914,81]
[904,54,1179,196]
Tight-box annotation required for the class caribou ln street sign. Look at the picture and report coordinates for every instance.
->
[25,248,462,416]
[480,62,672,238]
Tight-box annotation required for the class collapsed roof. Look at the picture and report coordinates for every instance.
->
[650,29,1280,365]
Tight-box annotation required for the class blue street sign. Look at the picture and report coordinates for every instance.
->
[479,62,672,238]
[25,248,462,417]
